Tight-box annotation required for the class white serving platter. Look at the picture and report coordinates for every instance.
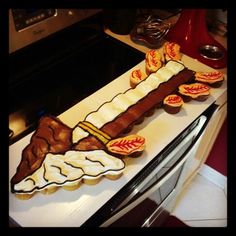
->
[9,54,227,227]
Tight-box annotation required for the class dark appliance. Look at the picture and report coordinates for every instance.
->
[9,10,145,145]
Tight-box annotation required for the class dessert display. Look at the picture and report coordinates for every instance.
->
[163,94,184,114]
[145,49,163,75]
[178,83,211,102]
[195,71,224,88]
[130,68,147,88]
[11,60,197,199]
[163,42,182,62]
[11,49,226,201]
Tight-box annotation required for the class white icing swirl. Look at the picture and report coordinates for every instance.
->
[13,150,125,193]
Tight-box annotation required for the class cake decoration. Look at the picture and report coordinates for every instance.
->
[195,71,224,87]
[178,83,210,101]
[12,150,125,195]
[106,135,145,156]
[163,42,182,62]
[78,121,111,144]
[163,94,184,114]
[145,49,163,75]
[11,60,198,199]
[130,68,147,88]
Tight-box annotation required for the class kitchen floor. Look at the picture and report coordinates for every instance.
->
[171,170,227,227]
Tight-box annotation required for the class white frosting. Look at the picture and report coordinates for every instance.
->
[97,102,124,124]
[165,60,184,74]
[72,126,89,143]
[136,80,154,96]
[125,89,144,103]
[146,74,164,88]
[72,61,185,143]
[155,67,174,81]
[112,93,133,111]
[86,112,107,129]
[13,150,125,193]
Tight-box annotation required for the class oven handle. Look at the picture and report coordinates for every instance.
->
[97,104,220,227]
[111,114,208,213]
[100,129,204,227]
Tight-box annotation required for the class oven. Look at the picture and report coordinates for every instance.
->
[9,9,223,227]
[82,104,218,227]
[9,9,144,145]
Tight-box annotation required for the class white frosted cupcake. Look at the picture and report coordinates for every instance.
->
[63,180,82,191]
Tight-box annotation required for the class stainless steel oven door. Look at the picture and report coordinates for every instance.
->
[100,114,208,227]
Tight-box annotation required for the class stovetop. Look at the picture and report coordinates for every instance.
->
[9,12,144,145]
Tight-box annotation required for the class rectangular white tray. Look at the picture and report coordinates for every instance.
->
[9,54,227,227]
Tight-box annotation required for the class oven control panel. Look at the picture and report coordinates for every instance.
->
[9,9,102,53]
[12,9,56,31]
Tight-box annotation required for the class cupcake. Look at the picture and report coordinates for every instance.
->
[178,83,210,102]
[15,192,35,200]
[83,176,102,185]
[195,71,224,88]
[62,180,82,191]
[106,134,145,157]
[130,68,147,88]
[163,42,182,62]
[145,49,163,75]
[41,186,59,195]
[163,94,184,114]
[105,173,123,180]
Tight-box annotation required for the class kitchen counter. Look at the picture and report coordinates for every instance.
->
[9,10,227,227]
[9,53,227,227]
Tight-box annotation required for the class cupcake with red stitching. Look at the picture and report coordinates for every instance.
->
[163,94,184,114]
[145,49,163,75]
[195,71,225,88]
[130,68,147,88]
[178,83,210,102]
[163,42,182,62]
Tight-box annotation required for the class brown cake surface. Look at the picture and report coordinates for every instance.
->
[11,115,73,187]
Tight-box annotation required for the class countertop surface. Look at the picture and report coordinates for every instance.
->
[9,52,227,226]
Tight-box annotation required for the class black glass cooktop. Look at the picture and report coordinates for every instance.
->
[9,13,144,144]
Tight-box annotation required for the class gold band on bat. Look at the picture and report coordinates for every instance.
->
[78,121,111,144]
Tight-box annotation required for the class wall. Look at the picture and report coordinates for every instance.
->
[205,118,227,176]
